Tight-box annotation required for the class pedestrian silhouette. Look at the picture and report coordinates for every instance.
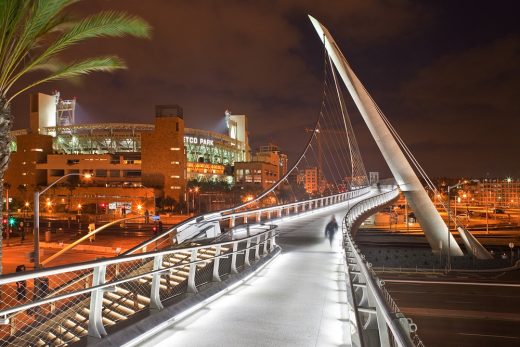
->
[325,216,339,247]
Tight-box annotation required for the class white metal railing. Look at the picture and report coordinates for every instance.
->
[0,186,371,346]
[124,186,371,255]
[341,186,426,347]
[0,224,278,346]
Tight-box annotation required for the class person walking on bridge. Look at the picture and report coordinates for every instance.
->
[325,216,339,247]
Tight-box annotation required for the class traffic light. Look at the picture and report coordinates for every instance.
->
[2,217,6,225]
[8,217,16,227]
[99,203,107,213]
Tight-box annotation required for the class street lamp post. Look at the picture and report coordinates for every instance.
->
[139,184,156,215]
[447,182,463,271]
[33,172,91,268]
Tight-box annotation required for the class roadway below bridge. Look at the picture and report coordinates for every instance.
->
[133,192,379,347]
[378,266,520,346]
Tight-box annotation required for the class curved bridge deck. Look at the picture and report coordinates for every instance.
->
[136,192,378,346]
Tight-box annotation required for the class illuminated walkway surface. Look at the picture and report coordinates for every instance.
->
[136,196,372,347]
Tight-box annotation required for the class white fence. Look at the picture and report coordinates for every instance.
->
[342,187,426,347]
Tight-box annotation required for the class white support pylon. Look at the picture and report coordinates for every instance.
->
[309,15,463,255]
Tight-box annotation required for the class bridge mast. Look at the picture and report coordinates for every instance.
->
[309,15,463,256]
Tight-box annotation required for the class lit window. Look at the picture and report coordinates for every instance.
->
[170,147,181,151]
[170,186,181,190]
[170,175,180,178]
[30,148,43,152]
[171,161,180,165]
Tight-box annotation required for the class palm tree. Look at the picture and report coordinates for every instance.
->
[0,0,151,274]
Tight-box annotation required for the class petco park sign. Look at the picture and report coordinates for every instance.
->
[184,136,214,146]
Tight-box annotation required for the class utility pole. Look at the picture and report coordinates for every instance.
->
[5,186,9,246]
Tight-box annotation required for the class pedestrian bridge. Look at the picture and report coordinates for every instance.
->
[0,186,423,347]
[0,15,486,346]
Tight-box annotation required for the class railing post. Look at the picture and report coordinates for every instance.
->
[187,249,198,293]
[257,212,261,223]
[229,216,235,228]
[244,239,251,267]
[244,215,248,224]
[267,210,271,220]
[231,242,239,274]
[255,235,261,260]
[277,208,282,218]
[269,230,276,251]
[263,233,268,254]
[368,283,391,346]
[150,254,164,311]
[212,245,221,282]
[88,264,108,338]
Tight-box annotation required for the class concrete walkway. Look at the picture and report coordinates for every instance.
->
[135,196,370,347]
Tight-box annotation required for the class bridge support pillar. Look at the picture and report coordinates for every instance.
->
[310,16,463,256]
[212,245,221,282]
[88,265,108,338]
[187,249,198,293]
[150,254,164,311]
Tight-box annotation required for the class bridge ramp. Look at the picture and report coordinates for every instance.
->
[136,201,369,346]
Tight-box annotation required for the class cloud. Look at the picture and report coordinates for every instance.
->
[396,36,520,176]
[9,0,517,178]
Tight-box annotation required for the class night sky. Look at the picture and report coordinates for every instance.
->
[11,0,520,178]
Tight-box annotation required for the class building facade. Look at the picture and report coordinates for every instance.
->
[6,92,254,211]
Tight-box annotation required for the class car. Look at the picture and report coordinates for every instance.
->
[493,208,505,214]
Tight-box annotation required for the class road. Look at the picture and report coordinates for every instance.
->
[380,271,520,347]
[1,219,170,273]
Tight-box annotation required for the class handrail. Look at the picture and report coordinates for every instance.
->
[41,215,144,266]
[341,187,425,347]
[0,225,278,318]
[124,186,371,255]
[0,224,275,286]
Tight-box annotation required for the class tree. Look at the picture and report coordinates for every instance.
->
[0,1,151,274]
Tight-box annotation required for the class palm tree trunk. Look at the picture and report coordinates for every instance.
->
[0,99,13,275]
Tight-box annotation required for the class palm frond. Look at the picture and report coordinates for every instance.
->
[0,0,76,94]
[8,55,126,103]
[0,0,151,101]
[36,10,151,63]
